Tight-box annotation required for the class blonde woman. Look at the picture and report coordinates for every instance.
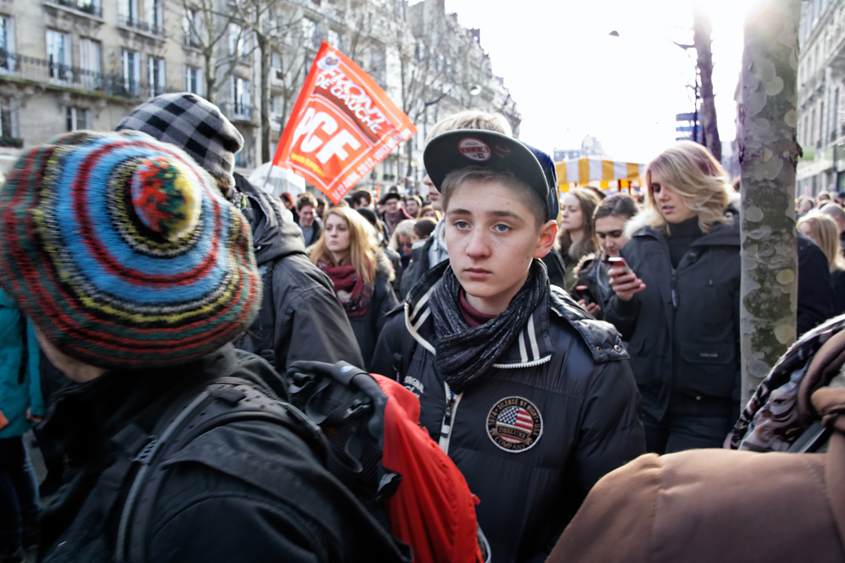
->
[557,187,601,290]
[605,141,740,455]
[798,211,845,316]
[310,207,398,368]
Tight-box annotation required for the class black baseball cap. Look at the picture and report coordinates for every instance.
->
[379,192,402,205]
[423,130,559,221]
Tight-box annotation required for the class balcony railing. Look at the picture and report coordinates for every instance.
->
[0,50,175,100]
[118,16,164,36]
[45,0,103,18]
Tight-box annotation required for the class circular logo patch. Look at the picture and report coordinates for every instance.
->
[458,138,491,162]
[317,54,340,71]
[487,397,543,453]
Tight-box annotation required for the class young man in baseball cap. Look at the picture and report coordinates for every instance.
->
[372,130,645,563]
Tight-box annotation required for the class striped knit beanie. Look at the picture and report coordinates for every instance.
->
[0,130,262,369]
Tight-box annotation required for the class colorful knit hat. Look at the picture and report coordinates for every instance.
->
[0,130,262,369]
[116,93,244,196]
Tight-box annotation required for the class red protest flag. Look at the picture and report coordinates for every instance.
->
[272,42,417,204]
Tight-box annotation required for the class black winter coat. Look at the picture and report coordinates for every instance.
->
[797,233,835,336]
[39,345,406,563]
[372,262,646,563]
[233,174,364,370]
[604,219,741,422]
[332,252,398,371]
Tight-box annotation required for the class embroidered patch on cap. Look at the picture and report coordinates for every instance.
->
[487,397,543,452]
[458,137,491,162]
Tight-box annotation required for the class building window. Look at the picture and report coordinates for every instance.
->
[232,77,250,119]
[121,49,140,96]
[228,23,250,57]
[120,0,139,25]
[0,98,18,138]
[146,0,163,34]
[301,18,316,50]
[148,56,165,96]
[76,0,102,17]
[66,107,89,131]
[327,28,339,49]
[184,9,201,46]
[80,38,101,90]
[184,65,202,96]
[0,16,15,72]
[46,30,72,82]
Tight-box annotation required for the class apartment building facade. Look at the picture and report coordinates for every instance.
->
[0,0,519,194]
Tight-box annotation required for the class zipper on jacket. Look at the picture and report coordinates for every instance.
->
[671,269,678,309]
[439,382,462,455]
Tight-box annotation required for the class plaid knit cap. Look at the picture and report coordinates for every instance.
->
[116,93,244,196]
[0,130,262,369]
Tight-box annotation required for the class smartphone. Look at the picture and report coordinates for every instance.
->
[571,285,594,305]
[607,256,635,277]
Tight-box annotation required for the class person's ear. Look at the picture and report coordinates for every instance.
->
[533,220,558,259]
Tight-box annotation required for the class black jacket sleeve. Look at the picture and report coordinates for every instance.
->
[602,294,640,340]
[273,255,365,370]
[574,359,646,493]
[797,234,834,337]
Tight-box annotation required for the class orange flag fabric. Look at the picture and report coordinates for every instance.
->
[273,42,417,203]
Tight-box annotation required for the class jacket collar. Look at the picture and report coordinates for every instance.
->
[634,215,740,248]
[405,261,557,369]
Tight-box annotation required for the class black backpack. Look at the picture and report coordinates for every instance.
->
[110,353,411,563]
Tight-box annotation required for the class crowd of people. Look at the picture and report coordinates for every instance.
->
[2,94,845,563]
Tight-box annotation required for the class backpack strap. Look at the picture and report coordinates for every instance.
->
[115,376,324,563]
[391,333,418,383]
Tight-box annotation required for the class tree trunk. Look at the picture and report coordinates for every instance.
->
[737,0,801,404]
[693,7,721,162]
[258,34,271,164]
[205,50,216,104]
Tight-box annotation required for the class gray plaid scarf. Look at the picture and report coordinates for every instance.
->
[429,259,548,394]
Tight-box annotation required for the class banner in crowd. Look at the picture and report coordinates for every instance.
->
[273,42,417,203]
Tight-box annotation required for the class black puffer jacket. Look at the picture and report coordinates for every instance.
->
[604,218,741,422]
[39,345,407,563]
[372,262,645,563]
[233,174,364,369]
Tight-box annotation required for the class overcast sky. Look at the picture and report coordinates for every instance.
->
[438,0,766,164]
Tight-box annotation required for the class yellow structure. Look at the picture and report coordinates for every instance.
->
[555,157,645,191]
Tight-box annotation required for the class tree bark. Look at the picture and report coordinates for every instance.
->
[258,33,271,164]
[693,7,721,161]
[737,0,801,404]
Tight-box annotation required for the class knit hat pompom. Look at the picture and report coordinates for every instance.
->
[130,157,201,241]
[0,130,262,369]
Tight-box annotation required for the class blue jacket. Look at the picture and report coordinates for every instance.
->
[0,288,44,438]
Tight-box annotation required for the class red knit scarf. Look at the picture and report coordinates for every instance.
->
[317,257,374,318]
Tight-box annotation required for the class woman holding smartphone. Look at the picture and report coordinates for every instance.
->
[605,142,740,455]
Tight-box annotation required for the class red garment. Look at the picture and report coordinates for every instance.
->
[316,258,373,318]
[374,374,484,563]
[459,290,497,327]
